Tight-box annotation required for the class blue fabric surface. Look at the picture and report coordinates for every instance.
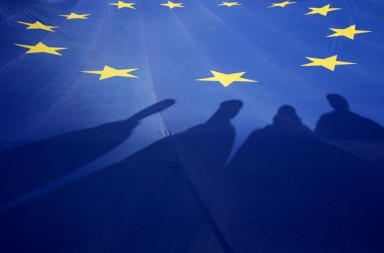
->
[1,0,384,252]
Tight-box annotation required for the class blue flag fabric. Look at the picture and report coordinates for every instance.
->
[1,0,384,252]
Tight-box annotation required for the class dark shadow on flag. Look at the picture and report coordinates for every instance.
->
[315,93,384,167]
[0,100,242,253]
[0,99,175,206]
[217,105,384,253]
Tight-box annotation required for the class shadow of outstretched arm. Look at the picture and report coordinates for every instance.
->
[0,99,175,205]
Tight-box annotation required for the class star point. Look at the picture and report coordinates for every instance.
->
[301,55,355,71]
[17,21,58,32]
[269,1,296,8]
[218,2,242,7]
[109,1,136,9]
[306,4,340,16]
[82,65,139,80]
[197,70,257,87]
[59,13,90,19]
[327,25,371,40]
[160,1,184,9]
[14,42,67,56]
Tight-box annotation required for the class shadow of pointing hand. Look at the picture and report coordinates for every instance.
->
[130,99,175,122]
[0,99,175,205]
[0,100,243,253]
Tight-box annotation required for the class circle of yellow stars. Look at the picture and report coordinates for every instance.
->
[13,1,372,87]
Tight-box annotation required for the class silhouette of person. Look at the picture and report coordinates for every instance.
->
[218,105,384,253]
[172,100,243,174]
[0,101,243,253]
[0,99,175,205]
[315,94,384,166]
[271,105,312,132]
[315,94,384,140]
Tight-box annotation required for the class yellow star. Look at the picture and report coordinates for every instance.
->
[160,1,184,9]
[327,25,371,40]
[306,4,340,16]
[218,2,242,7]
[109,1,136,9]
[197,70,257,87]
[269,1,296,8]
[82,66,139,80]
[14,42,67,56]
[17,21,58,32]
[59,13,90,19]
[301,55,355,71]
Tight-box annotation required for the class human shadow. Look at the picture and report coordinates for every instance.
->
[0,99,175,206]
[315,94,384,166]
[315,94,384,140]
[0,100,243,253]
[221,105,384,253]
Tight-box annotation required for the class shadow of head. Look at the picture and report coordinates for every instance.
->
[273,105,301,126]
[209,100,244,122]
[327,94,349,112]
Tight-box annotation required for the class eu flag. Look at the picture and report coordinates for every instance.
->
[1,0,384,252]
